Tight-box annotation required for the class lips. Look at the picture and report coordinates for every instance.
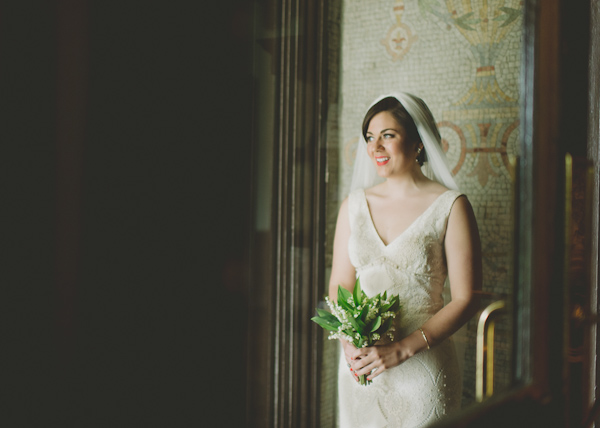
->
[375,156,390,166]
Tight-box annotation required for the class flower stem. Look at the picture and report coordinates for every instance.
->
[358,374,372,386]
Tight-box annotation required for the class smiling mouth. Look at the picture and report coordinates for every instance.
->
[375,156,390,165]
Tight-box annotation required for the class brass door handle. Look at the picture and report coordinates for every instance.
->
[476,300,507,402]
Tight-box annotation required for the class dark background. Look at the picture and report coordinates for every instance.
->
[4,1,254,426]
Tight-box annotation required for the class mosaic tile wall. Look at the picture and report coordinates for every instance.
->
[323,0,523,422]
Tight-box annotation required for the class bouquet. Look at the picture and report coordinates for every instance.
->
[311,277,401,385]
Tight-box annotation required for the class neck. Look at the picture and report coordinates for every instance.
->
[382,166,429,195]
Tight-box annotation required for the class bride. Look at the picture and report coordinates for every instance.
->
[329,93,482,427]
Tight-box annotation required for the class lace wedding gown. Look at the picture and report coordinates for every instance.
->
[338,188,463,428]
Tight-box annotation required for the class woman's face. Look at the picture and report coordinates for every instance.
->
[365,111,420,178]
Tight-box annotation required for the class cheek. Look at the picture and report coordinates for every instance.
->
[399,142,416,156]
[388,142,408,156]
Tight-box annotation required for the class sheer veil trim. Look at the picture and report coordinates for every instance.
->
[349,92,459,193]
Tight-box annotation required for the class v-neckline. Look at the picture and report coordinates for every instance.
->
[362,189,452,247]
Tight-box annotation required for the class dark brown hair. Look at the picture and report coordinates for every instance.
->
[362,97,426,166]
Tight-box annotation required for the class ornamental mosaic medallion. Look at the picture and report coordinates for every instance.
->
[381,1,418,61]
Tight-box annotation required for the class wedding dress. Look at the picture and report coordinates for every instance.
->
[338,188,463,428]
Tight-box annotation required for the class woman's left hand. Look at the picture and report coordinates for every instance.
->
[349,330,429,380]
[349,342,410,381]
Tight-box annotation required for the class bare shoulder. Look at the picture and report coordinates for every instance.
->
[422,180,451,203]
[450,193,474,215]
[428,180,450,196]
[447,194,479,236]
[336,196,350,224]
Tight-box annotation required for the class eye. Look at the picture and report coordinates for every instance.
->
[366,136,374,143]
[383,133,395,139]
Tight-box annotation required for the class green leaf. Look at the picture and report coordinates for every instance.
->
[348,314,367,335]
[337,297,352,313]
[343,328,355,338]
[454,12,479,31]
[498,6,520,28]
[356,336,364,348]
[311,316,340,332]
[316,309,340,323]
[359,304,370,322]
[353,277,363,306]
[357,317,367,333]
[370,316,382,332]
[381,295,395,312]
[382,295,400,311]
[387,299,400,313]
[338,286,353,309]
[376,317,393,334]
[418,0,445,20]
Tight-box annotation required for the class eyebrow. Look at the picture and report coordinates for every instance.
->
[366,128,399,134]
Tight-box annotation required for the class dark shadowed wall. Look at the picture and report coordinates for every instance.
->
[4,1,254,426]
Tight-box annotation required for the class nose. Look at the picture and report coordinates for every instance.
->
[374,135,384,149]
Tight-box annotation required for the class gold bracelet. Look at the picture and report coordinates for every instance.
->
[419,328,431,350]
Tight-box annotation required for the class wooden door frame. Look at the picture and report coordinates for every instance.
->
[587,1,600,425]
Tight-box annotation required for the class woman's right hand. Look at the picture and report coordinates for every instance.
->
[340,339,360,382]
[341,339,357,364]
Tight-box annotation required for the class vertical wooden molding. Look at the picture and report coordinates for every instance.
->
[516,0,537,385]
[587,0,600,421]
[531,0,566,408]
[272,1,328,425]
[249,0,328,426]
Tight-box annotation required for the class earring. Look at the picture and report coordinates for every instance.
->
[416,147,422,155]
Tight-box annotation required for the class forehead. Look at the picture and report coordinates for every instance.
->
[367,111,403,132]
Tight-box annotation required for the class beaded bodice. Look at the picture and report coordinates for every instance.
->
[347,188,461,337]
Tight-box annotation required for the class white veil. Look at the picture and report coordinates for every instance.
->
[349,92,458,193]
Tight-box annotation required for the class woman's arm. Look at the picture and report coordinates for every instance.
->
[420,195,482,345]
[351,195,482,380]
[329,198,360,376]
[329,198,357,300]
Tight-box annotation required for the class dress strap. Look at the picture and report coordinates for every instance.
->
[347,188,367,233]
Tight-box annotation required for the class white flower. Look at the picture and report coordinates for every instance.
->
[365,305,378,322]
